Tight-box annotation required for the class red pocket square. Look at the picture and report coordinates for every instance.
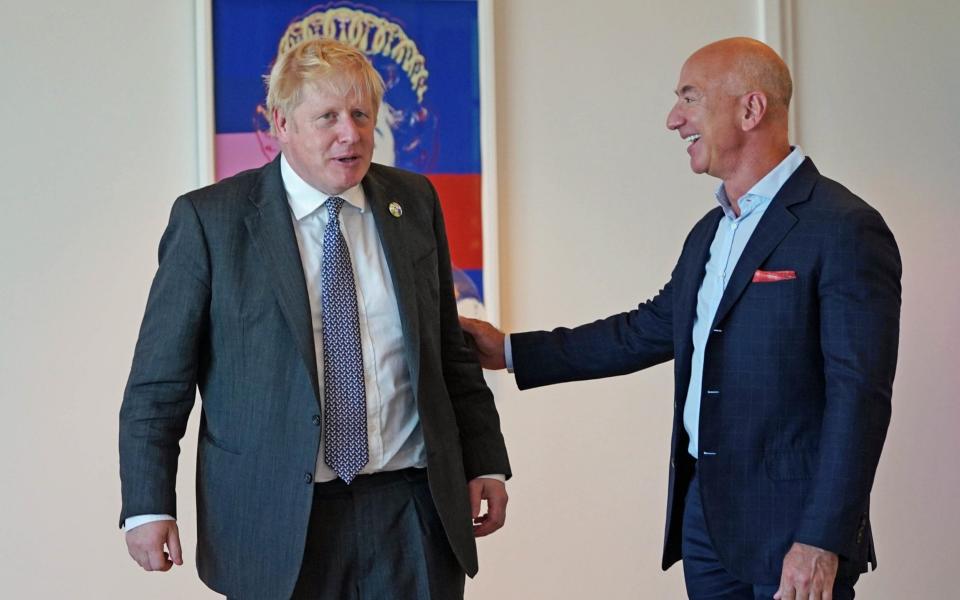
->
[752,269,796,283]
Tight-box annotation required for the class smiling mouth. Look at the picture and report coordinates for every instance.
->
[684,134,701,144]
[334,155,359,164]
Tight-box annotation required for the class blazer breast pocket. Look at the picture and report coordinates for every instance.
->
[743,273,802,305]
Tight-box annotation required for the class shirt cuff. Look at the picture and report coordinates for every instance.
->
[473,474,506,483]
[505,334,514,373]
[124,514,175,532]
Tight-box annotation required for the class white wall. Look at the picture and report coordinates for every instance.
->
[0,1,955,598]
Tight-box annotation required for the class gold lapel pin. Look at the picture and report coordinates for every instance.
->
[388,202,403,218]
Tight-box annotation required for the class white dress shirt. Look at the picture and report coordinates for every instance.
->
[281,153,426,481]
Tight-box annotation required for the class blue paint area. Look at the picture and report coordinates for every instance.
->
[457,268,483,302]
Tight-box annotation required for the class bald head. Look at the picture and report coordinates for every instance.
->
[688,37,793,118]
[667,37,794,199]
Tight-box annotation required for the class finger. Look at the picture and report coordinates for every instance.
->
[134,552,151,571]
[485,488,507,531]
[775,585,796,600]
[473,512,498,537]
[474,484,507,537]
[136,551,152,571]
[808,580,822,600]
[774,572,789,600]
[167,526,183,566]
[127,541,155,570]
[822,570,837,600]
[468,480,482,520]
[458,316,476,332]
[147,549,173,572]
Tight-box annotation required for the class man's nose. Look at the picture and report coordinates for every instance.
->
[666,104,683,130]
[337,118,360,143]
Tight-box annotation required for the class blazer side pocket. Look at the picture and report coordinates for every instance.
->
[200,429,242,456]
[764,450,816,481]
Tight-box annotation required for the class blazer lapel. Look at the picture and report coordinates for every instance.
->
[244,157,321,401]
[674,208,723,387]
[676,209,723,344]
[364,169,422,390]
[710,158,819,328]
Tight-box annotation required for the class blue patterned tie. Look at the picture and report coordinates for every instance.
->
[321,197,368,483]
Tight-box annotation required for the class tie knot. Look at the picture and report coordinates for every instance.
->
[326,196,345,219]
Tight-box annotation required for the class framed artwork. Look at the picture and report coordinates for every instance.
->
[196,0,499,319]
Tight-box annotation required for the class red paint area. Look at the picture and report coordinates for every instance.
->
[426,174,482,270]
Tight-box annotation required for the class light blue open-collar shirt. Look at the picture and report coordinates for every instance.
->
[683,146,805,457]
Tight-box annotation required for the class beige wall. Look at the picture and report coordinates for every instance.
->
[791,2,960,597]
[0,1,955,598]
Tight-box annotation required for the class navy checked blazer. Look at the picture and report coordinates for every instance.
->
[511,158,901,585]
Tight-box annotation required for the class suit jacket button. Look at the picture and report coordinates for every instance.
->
[312,414,321,426]
[304,472,313,484]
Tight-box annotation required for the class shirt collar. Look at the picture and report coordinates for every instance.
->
[280,153,367,221]
[715,146,806,219]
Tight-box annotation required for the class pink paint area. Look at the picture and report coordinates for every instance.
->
[215,132,279,181]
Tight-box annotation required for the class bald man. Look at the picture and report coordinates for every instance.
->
[461,38,900,599]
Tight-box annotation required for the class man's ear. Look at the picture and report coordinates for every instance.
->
[273,108,289,139]
[740,91,768,132]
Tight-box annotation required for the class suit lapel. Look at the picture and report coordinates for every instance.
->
[674,209,723,389]
[676,209,723,345]
[244,157,321,401]
[710,158,819,328]
[364,169,422,389]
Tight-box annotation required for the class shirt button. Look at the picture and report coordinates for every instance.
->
[303,472,313,484]
[312,414,321,426]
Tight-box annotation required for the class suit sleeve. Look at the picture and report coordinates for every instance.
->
[794,206,901,558]
[427,183,512,480]
[510,281,677,391]
[118,196,211,526]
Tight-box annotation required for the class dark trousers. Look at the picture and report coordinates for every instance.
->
[290,468,465,600]
[681,470,856,600]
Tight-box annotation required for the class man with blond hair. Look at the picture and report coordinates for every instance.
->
[461,38,900,599]
[120,38,510,599]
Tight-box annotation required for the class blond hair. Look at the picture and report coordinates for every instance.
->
[265,38,384,132]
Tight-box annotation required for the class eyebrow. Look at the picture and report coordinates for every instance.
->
[676,84,700,97]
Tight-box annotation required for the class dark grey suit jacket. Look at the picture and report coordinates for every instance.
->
[119,157,511,598]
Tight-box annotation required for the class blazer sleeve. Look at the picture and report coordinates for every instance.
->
[510,280,677,391]
[427,183,512,480]
[794,206,901,558]
[118,196,211,526]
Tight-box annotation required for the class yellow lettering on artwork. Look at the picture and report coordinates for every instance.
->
[278,6,431,103]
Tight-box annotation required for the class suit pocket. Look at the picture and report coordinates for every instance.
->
[764,450,816,481]
[745,276,800,299]
[200,429,242,456]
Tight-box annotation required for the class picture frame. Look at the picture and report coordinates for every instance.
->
[195,0,500,321]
